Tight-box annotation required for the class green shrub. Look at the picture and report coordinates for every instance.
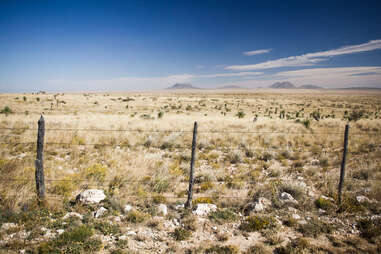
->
[158,111,164,118]
[193,197,214,205]
[239,215,276,232]
[38,225,101,253]
[236,111,245,118]
[124,210,149,223]
[245,243,272,254]
[84,163,107,182]
[152,194,167,204]
[94,221,120,235]
[205,244,239,254]
[339,196,364,213]
[301,119,310,129]
[314,197,334,210]
[209,209,237,224]
[297,218,332,237]
[172,227,192,241]
[357,218,381,242]
[0,106,13,116]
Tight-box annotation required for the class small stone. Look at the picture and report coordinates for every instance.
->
[174,204,185,210]
[63,212,83,220]
[193,203,217,216]
[94,207,108,218]
[126,231,137,236]
[119,235,128,240]
[279,192,298,204]
[356,195,370,203]
[173,219,180,226]
[1,223,17,231]
[292,214,301,220]
[76,189,106,204]
[124,204,133,213]
[298,220,308,225]
[44,230,56,239]
[157,204,168,216]
[318,208,326,214]
[57,229,65,235]
[254,197,271,212]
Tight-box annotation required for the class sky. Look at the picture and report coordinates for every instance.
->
[1,0,381,92]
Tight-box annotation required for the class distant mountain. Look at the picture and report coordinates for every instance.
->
[217,85,246,89]
[166,83,201,90]
[299,84,323,89]
[269,81,296,89]
[336,87,381,90]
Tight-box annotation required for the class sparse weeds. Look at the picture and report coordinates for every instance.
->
[357,218,381,242]
[314,197,335,210]
[124,210,149,223]
[205,244,240,254]
[172,227,192,241]
[239,215,277,232]
[209,208,237,224]
[297,217,333,237]
[38,225,101,254]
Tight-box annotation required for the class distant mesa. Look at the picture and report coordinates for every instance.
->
[298,84,323,89]
[166,83,201,90]
[270,82,323,89]
[217,85,246,89]
[269,81,296,89]
[339,86,381,90]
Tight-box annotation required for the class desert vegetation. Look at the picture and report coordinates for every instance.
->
[0,89,380,253]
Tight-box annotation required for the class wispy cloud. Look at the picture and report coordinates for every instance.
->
[196,71,263,78]
[227,39,381,70]
[243,49,272,56]
[196,65,205,69]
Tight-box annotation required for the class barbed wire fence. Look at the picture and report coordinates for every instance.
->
[0,116,380,207]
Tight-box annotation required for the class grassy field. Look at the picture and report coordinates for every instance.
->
[0,89,380,253]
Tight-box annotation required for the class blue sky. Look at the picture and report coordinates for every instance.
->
[1,0,381,92]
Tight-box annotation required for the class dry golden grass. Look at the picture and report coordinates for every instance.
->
[0,89,380,253]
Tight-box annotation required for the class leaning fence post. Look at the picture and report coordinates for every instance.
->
[338,124,349,206]
[35,115,45,200]
[185,121,198,209]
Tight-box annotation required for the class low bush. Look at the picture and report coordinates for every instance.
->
[297,218,332,237]
[94,221,121,235]
[38,225,101,253]
[357,218,381,242]
[239,215,277,232]
[124,210,149,223]
[172,227,192,241]
[205,244,240,254]
[314,197,335,210]
[209,208,237,224]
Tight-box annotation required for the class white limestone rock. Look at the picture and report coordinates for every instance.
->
[124,204,133,213]
[94,207,108,218]
[1,223,17,231]
[279,192,298,204]
[253,197,271,212]
[157,204,168,216]
[77,189,106,204]
[192,203,217,216]
[63,212,83,220]
[356,195,370,203]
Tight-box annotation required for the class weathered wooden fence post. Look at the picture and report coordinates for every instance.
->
[35,115,45,200]
[185,121,198,209]
[338,124,349,206]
